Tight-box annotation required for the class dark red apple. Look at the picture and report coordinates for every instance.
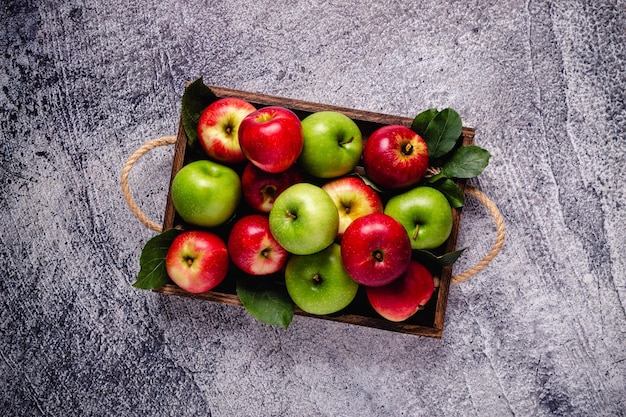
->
[340,213,412,287]
[365,260,435,322]
[227,214,289,275]
[362,125,429,189]
[241,162,305,213]
[165,230,229,293]
[238,106,303,173]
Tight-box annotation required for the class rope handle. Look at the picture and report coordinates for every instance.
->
[120,136,506,283]
[120,136,177,233]
[450,185,506,284]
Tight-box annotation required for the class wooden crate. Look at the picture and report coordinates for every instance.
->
[154,86,474,338]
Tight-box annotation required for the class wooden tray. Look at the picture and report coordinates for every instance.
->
[154,86,474,338]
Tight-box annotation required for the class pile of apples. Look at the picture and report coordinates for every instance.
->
[165,97,455,323]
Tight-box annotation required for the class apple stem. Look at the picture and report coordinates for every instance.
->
[373,250,384,262]
[263,185,277,199]
[286,210,297,221]
[313,274,321,283]
[426,166,442,178]
[261,248,271,259]
[256,112,275,123]
[412,225,420,241]
[402,142,413,155]
[339,136,355,146]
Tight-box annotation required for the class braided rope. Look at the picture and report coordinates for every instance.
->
[451,185,506,284]
[120,136,177,233]
[120,138,506,282]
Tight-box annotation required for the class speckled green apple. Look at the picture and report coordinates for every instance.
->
[268,182,339,255]
[285,243,359,315]
[171,159,241,227]
[384,186,453,250]
[298,111,363,178]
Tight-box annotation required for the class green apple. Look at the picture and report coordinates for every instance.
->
[384,186,453,250]
[298,111,363,178]
[285,243,359,315]
[269,182,339,255]
[171,159,241,227]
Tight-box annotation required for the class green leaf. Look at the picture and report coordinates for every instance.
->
[350,171,384,193]
[181,77,219,147]
[428,179,465,208]
[442,145,491,179]
[411,108,438,136]
[422,108,462,159]
[133,229,182,290]
[414,248,466,267]
[237,277,295,329]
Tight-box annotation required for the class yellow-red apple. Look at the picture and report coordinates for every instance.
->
[321,176,383,239]
[165,230,229,293]
[197,97,256,164]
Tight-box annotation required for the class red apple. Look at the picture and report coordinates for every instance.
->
[365,260,435,322]
[321,176,383,239]
[362,125,429,189]
[227,214,289,275]
[340,213,412,287]
[197,97,256,163]
[238,106,303,173]
[165,230,229,293]
[241,162,305,213]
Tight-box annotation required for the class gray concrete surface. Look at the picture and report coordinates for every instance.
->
[1,0,625,416]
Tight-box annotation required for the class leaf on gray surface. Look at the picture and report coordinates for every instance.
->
[442,145,491,179]
[414,248,466,267]
[133,229,182,290]
[181,77,218,147]
[411,108,438,137]
[422,108,462,159]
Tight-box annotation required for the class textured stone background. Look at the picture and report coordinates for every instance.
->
[1,0,625,416]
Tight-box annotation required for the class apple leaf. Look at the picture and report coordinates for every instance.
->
[236,277,294,329]
[422,108,462,159]
[181,77,218,147]
[414,248,466,267]
[350,171,384,193]
[442,145,491,179]
[428,179,465,208]
[411,108,438,137]
[133,229,182,290]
